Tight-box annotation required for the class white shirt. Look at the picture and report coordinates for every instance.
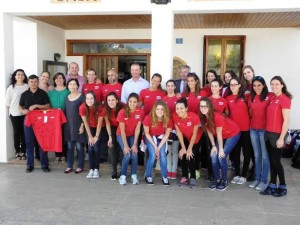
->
[121,77,150,103]
[6,84,29,116]
[180,80,186,93]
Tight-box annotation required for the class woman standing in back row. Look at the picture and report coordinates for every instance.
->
[261,76,292,197]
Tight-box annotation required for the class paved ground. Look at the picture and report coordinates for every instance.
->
[0,154,300,225]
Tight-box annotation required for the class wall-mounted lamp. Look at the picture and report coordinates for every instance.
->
[54,53,61,62]
[150,0,171,4]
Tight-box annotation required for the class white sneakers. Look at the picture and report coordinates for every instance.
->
[231,176,247,185]
[86,169,99,179]
[119,174,139,185]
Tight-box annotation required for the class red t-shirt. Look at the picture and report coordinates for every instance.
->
[143,114,173,136]
[116,108,145,136]
[101,82,122,102]
[226,94,250,131]
[248,92,274,129]
[202,85,212,97]
[266,94,291,133]
[139,88,166,115]
[100,108,119,127]
[172,111,202,143]
[206,112,240,139]
[183,91,207,114]
[209,96,228,114]
[24,109,67,152]
[162,95,180,114]
[82,82,103,104]
[79,103,103,128]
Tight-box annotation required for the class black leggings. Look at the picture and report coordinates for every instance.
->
[10,115,26,155]
[181,138,201,179]
[266,140,286,185]
[231,130,253,177]
[109,126,122,173]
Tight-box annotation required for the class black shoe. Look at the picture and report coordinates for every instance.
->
[260,185,277,195]
[209,179,218,190]
[111,172,118,181]
[162,177,170,186]
[26,167,34,173]
[273,188,287,197]
[42,167,51,172]
[145,177,154,185]
[217,180,228,191]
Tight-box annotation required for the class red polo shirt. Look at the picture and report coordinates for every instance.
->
[82,82,103,104]
[102,82,122,102]
[143,114,173,136]
[139,88,166,115]
[79,103,103,128]
[116,108,145,136]
[162,95,180,114]
[209,96,228,114]
[172,111,202,143]
[100,108,119,127]
[266,94,291,133]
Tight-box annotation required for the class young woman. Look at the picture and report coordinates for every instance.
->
[139,73,166,115]
[117,93,144,185]
[5,69,28,160]
[183,73,208,178]
[248,76,274,191]
[39,71,54,92]
[102,92,123,180]
[80,91,103,179]
[183,72,209,114]
[64,79,85,174]
[202,70,218,96]
[143,100,172,186]
[209,78,229,114]
[199,97,240,191]
[221,70,238,98]
[162,80,180,179]
[48,72,70,163]
[172,98,203,187]
[261,76,292,197]
[241,65,255,94]
[227,77,254,185]
[82,68,103,104]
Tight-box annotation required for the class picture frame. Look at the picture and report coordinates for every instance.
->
[43,60,68,85]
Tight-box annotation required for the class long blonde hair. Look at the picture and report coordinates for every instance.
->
[150,100,170,127]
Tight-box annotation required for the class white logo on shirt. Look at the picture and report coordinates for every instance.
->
[187,122,192,126]
[219,102,224,105]
[135,115,141,119]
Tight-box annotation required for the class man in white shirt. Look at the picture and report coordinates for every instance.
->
[121,63,150,103]
[174,65,191,94]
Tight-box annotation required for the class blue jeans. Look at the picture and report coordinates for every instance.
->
[117,135,138,176]
[67,141,84,169]
[24,125,49,168]
[211,132,241,181]
[250,129,270,183]
[145,137,167,178]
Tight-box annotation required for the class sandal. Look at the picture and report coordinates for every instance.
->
[64,168,73,174]
[75,168,83,174]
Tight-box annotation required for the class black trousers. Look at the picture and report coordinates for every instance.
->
[181,138,201,179]
[10,115,26,155]
[231,130,254,177]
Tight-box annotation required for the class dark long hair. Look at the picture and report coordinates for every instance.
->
[151,73,163,91]
[250,76,268,102]
[84,91,100,125]
[124,93,139,118]
[10,69,28,87]
[205,69,217,84]
[199,97,216,134]
[271,76,293,99]
[185,72,201,97]
[166,79,177,94]
[105,92,122,120]
[228,77,247,101]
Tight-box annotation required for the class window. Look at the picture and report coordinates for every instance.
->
[203,35,245,83]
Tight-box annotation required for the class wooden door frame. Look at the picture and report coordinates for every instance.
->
[83,53,151,82]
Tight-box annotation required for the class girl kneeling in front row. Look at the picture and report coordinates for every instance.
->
[143,100,173,186]
[199,97,241,191]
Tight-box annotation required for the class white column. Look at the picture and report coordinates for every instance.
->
[0,13,15,162]
[150,6,174,88]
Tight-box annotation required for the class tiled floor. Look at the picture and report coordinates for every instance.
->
[0,156,300,225]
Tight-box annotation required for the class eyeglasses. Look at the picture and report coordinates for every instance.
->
[230,83,239,87]
[200,105,208,109]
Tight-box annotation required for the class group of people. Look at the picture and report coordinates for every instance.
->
[5,62,292,197]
